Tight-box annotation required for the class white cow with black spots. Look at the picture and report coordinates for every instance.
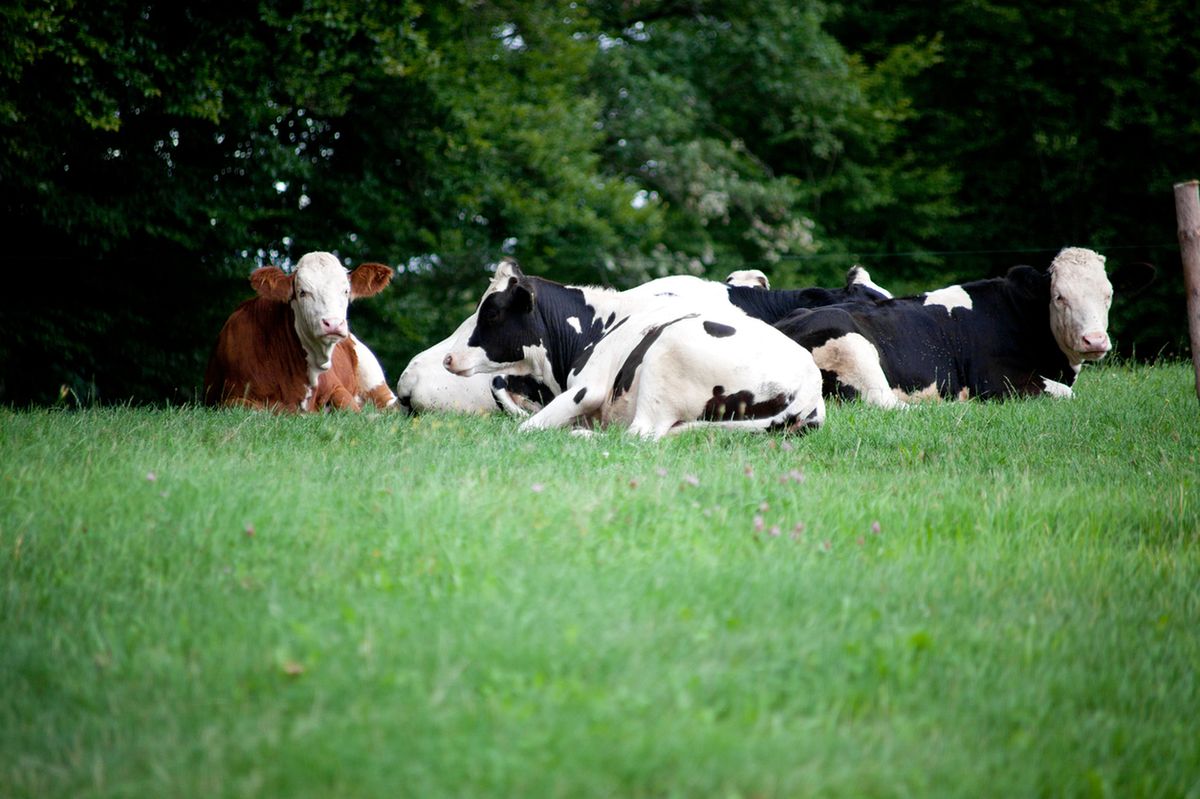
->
[396,265,888,414]
[442,260,825,439]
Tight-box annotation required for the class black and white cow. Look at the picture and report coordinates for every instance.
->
[441,260,825,439]
[396,265,889,414]
[773,247,1154,407]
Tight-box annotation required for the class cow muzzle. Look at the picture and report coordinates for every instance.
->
[443,352,474,376]
[1079,331,1111,357]
[321,317,349,339]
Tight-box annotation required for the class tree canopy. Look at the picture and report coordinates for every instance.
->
[1,0,1194,404]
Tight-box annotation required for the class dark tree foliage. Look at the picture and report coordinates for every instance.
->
[829,0,1199,354]
[0,1,1193,404]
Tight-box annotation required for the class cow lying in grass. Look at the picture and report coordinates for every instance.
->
[442,260,825,439]
[396,265,887,414]
[774,247,1154,407]
[204,251,396,412]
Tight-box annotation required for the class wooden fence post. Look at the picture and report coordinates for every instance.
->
[1175,180,1200,402]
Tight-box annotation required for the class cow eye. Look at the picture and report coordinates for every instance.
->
[298,289,310,299]
[1054,293,1066,306]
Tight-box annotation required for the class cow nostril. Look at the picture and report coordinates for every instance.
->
[443,354,453,369]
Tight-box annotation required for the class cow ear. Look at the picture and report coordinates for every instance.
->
[510,281,536,314]
[1110,261,1156,296]
[350,263,393,299]
[1005,265,1048,297]
[250,266,294,303]
[497,257,525,281]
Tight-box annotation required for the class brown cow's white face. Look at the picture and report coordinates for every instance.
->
[1048,247,1114,365]
[291,251,353,359]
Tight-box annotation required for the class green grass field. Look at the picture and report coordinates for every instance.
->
[3,361,1199,798]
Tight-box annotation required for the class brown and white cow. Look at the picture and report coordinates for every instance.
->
[204,251,396,411]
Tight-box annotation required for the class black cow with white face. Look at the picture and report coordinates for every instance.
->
[773,247,1154,407]
[442,259,825,439]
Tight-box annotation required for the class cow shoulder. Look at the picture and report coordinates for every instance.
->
[774,306,861,349]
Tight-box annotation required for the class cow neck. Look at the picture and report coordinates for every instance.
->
[286,304,338,392]
[529,278,621,392]
[727,286,832,324]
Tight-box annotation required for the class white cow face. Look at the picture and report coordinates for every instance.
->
[1047,247,1113,364]
[291,252,354,353]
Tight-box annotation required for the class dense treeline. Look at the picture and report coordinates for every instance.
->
[1,0,1194,405]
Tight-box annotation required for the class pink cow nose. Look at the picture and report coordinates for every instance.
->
[321,317,348,338]
[1082,332,1110,352]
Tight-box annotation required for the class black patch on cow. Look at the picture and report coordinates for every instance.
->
[469,282,542,365]
[573,387,587,404]
[490,374,555,414]
[727,283,886,324]
[611,314,698,400]
[605,312,616,328]
[702,321,736,338]
[505,375,555,408]
[570,315,629,379]
[703,386,790,421]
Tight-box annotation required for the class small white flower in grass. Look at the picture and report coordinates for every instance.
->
[758,501,770,513]
[146,471,157,482]
[682,474,700,488]
[871,520,882,535]
[531,483,545,493]
[768,525,781,538]
[791,522,805,541]
[656,467,668,477]
[753,515,765,533]
[743,465,754,478]
[789,469,805,484]
[781,440,794,452]
[244,523,255,538]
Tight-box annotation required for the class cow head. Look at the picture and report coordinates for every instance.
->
[725,269,771,289]
[250,251,392,372]
[1046,247,1116,364]
[443,258,543,378]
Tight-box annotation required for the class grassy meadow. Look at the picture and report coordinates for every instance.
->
[2,361,1199,798]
